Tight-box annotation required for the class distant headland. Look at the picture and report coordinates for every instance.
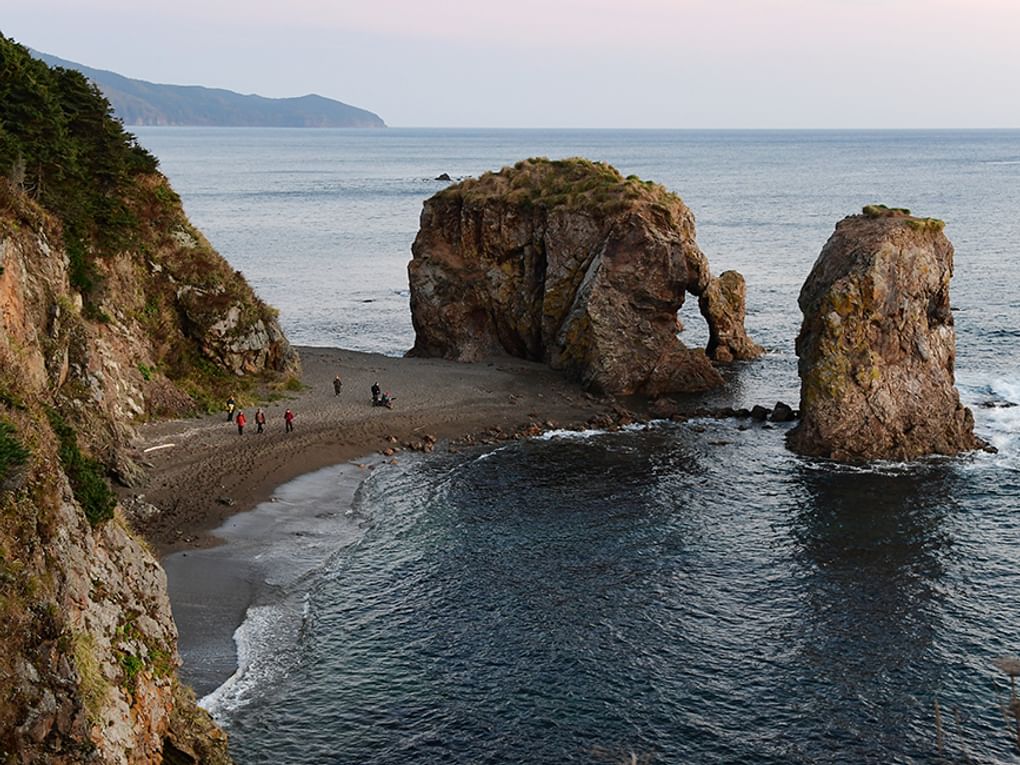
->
[31,49,387,128]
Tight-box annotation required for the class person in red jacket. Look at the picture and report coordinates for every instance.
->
[236,410,247,435]
[284,408,295,433]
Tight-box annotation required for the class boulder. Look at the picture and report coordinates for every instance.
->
[787,206,983,460]
[769,401,797,422]
[407,158,760,396]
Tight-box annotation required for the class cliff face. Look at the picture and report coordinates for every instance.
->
[787,206,982,461]
[408,158,761,396]
[0,182,250,765]
[0,35,296,763]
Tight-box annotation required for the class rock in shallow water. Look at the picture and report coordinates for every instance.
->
[787,206,983,461]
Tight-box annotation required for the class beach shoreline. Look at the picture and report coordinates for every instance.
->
[161,459,370,700]
[134,345,620,702]
[129,345,615,557]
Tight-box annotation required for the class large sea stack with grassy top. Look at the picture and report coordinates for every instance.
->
[408,157,761,395]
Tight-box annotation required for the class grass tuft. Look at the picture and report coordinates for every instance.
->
[46,409,116,526]
[0,420,29,486]
[863,204,912,218]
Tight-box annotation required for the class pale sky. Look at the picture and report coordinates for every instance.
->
[5,0,1019,128]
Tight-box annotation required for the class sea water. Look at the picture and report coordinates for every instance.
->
[141,128,1020,763]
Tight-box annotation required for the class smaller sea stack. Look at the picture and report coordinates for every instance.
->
[788,205,982,461]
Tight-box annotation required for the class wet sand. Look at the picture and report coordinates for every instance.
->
[162,462,367,698]
[132,346,611,556]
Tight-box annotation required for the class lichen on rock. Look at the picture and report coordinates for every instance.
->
[787,206,983,461]
[407,157,760,396]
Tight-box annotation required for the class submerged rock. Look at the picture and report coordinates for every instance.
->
[407,157,760,396]
[787,206,982,461]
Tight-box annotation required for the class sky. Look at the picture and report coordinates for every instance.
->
[4,0,1020,128]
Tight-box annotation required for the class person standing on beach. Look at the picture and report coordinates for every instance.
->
[236,410,247,435]
[371,381,381,405]
[255,407,266,433]
[333,374,343,396]
[284,408,295,433]
[226,395,236,422]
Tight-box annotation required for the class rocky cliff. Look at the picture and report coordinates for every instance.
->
[787,205,982,461]
[407,158,761,396]
[1,35,295,763]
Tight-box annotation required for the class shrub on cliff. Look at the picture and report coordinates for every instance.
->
[46,409,115,526]
[0,421,28,486]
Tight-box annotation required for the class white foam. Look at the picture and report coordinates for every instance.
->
[186,463,369,721]
[199,599,304,720]
[959,373,1020,472]
[535,422,658,442]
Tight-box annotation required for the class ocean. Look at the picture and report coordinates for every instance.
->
[141,128,1020,763]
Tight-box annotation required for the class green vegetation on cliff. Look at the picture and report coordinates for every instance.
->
[0,421,28,485]
[46,410,116,526]
[0,33,159,294]
[1,32,293,424]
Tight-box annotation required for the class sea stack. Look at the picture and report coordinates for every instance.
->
[787,205,982,461]
[407,157,762,396]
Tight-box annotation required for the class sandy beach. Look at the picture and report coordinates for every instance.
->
[133,346,622,697]
[131,346,617,556]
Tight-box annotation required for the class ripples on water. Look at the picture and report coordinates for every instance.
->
[140,129,1020,763]
[218,412,1020,764]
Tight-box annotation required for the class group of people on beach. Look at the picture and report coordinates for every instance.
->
[223,371,393,436]
[226,395,294,436]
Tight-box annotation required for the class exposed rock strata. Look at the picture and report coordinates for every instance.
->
[1,180,248,762]
[787,206,982,461]
[407,158,761,396]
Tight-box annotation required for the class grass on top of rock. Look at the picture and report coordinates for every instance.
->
[440,157,686,219]
[862,204,945,232]
[863,204,912,218]
[905,217,946,232]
